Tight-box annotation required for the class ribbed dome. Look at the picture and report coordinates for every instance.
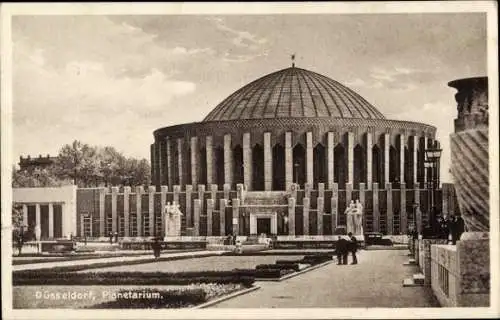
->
[203,67,385,122]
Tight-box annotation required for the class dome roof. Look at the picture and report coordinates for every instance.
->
[203,67,385,122]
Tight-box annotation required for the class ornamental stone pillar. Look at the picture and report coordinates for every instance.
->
[412,135,419,188]
[166,137,173,187]
[327,132,335,190]
[135,186,144,237]
[303,197,310,235]
[386,183,393,235]
[99,187,106,237]
[285,132,293,189]
[347,132,354,184]
[190,137,198,189]
[372,183,380,232]
[177,138,184,187]
[366,132,373,189]
[220,199,227,236]
[331,183,338,232]
[48,203,54,238]
[232,198,240,236]
[399,134,405,184]
[383,133,390,185]
[206,136,214,185]
[124,186,131,237]
[207,199,214,236]
[306,131,314,186]
[400,182,407,234]
[224,134,233,186]
[288,197,296,236]
[193,199,201,237]
[185,185,193,228]
[243,132,253,190]
[264,132,272,191]
[148,186,156,236]
[111,186,118,234]
[317,197,324,235]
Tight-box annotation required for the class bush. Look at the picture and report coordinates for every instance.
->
[275,259,303,265]
[256,263,300,272]
[13,270,255,287]
[233,268,292,279]
[86,288,207,309]
[301,254,332,265]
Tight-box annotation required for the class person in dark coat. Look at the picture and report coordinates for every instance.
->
[336,236,349,265]
[348,232,358,265]
[151,238,162,258]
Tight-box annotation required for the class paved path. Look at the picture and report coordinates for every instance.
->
[13,250,226,271]
[213,250,439,308]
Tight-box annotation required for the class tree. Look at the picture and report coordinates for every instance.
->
[54,140,100,187]
[12,204,25,255]
[12,166,69,188]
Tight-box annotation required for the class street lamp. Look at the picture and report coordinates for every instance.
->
[424,142,442,237]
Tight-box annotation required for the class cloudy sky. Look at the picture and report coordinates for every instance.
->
[11,13,487,182]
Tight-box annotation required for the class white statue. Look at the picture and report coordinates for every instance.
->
[346,199,364,235]
[164,201,183,238]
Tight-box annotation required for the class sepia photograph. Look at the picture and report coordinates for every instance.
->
[1,2,498,319]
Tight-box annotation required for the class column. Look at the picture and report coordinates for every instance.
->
[359,183,366,232]
[285,132,293,189]
[185,185,193,228]
[224,134,233,186]
[206,136,213,185]
[366,133,373,189]
[48,203,54,238]
[327,132,335,190]
[198,184,205,213]
[306,131,314,186]
[303,197,310,235]
[243,132,253,190]
[386,183,393,235]
[99,188,106,237]
[415,189,422,233]
[124,186,131,237]
[347,131,354,184]
[401,183,407,234]
[22,204,28,227]
[317,197,324,235]
[151,144,156,185]
[346,183,353,207]
[384,133,390,185]
[177,138,184,187]
[166,136,173,187]
[193,199,201,236]
[190,137,198,188]
[220,199,227,236]
[136,186,144,237]
[207,199,214,236]
[399,134,405,183]
[148,186,156,236]
[288,197,296,236]
[264,132,272,190]
[35,203,40,237]
[157,142,163,186]
[372,183,380,232]
[111,186,118,234]
[232,198,240,236]
[423,136,429,186]
[331,183,338,232]
[412,136,419,188]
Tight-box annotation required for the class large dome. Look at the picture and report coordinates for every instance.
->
[203,67,385,122]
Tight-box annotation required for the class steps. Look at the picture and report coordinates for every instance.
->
[402,273,425,287]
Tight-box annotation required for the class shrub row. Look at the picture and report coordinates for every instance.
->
[85,288,207,309]
[233,268,293,279]
[13,271,255,287]
[301,254,332,265]
[256,263,300,272]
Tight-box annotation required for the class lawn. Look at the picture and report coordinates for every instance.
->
[80,255,305,273]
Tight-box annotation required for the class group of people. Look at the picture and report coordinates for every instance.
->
[335,232,359,265]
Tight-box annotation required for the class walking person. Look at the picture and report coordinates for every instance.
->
[336,235,349,265]
[348,232,358,265]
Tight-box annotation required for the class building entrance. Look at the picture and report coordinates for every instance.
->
[257,218,272,235]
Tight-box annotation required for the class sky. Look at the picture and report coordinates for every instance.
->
[11,13,487,183]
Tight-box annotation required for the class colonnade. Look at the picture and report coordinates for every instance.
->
[153,131,436,191]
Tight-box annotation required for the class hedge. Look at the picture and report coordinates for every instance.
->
[275,259,304,265]
[233,268,293,279]
[255,264,300,272]
[85,288,206,309]
[13,271,254,287]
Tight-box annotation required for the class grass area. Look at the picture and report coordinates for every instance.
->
[80,255,305,273]
[13,283,243,309]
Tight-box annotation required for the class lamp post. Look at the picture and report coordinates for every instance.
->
[424,142,442,237]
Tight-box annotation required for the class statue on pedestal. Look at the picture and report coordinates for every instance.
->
[345,200,364,235]
[164,201,183,238]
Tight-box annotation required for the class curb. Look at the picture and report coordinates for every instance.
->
[192,285,260,308]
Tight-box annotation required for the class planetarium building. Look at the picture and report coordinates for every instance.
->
[152,66,436,192]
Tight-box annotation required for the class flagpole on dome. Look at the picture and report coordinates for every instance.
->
[291,53,295,68]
